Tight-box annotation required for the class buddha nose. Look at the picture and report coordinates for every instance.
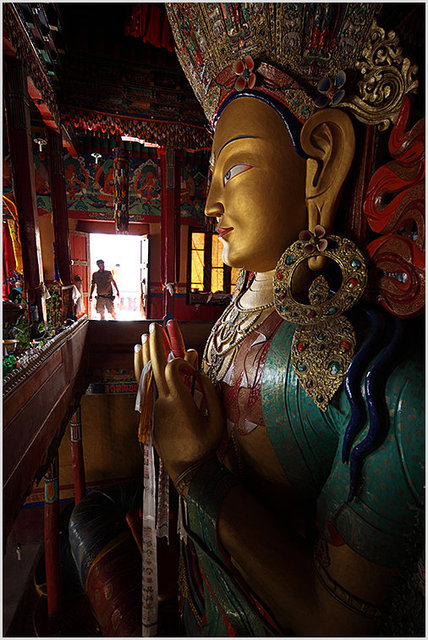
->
[204,179,224,219]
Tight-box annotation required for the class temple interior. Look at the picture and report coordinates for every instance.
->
[2,3,425,638]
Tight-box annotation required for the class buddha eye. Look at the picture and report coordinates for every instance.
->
[223,164,253,186]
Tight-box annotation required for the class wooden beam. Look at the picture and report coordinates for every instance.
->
[4,58,46,324]
[70,406,86,504]
[44,454,61,620]
[158,148,177,320]
[47,129,73,317]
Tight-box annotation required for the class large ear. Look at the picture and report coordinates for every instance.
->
[300,108,355,269]
[301,108,355,232]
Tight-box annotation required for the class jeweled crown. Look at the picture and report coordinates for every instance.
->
[166,3,418,131]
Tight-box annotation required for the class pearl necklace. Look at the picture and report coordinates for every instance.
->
[203,290,274,383]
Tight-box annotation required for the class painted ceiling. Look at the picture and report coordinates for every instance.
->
[4,3,211,151]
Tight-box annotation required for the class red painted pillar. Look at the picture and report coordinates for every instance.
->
[70,406,86,504]
[158,148,179,321]
[175,151,182,285]
[47,129,73,318]
[44,454,61,619]
[4,58,46,324]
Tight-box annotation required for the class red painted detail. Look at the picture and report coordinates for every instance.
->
[306,309,316,318]
[200,565,236,636]
[297,342,306,352]
[327,521,346,546]
[340,340,352,351]
[276,271,284,280]
[363,96,425,318]
[71,439,86,505]
[366,234,424,318]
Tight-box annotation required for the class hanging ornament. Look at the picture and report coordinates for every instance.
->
[273,228,368,411]
[34,137,47,153]
[113,147,130,233]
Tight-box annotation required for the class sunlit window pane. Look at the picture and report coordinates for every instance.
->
[211,268,224,292]
[192,233,205,251]
[191,233,205,290]
[211,236,223,268]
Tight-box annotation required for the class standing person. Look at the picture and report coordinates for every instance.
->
[89,260,119,320]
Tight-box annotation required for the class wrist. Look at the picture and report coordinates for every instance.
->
[186,457,240,529]
[174,453,218,498]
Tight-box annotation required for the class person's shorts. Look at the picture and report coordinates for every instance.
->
[96,296,115,314]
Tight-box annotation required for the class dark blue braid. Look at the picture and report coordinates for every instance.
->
[347,316,404,501]
[342,308,385,464]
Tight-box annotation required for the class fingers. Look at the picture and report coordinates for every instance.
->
[164,357,196,398]
[184,348,199,370]
[160,325,172,359]
[134,345,142,383]
[141,333,150,368]
[167,319,185,358]
[149,323,169,397]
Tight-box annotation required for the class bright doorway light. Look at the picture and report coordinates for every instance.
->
[89,233,148,320]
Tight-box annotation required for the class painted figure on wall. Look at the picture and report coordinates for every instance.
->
[133,159,160,205]
[94,159,115,204]
[136,4,424,637]
[64,156,88,203]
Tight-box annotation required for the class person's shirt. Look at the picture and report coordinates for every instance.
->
[92,270,113,296]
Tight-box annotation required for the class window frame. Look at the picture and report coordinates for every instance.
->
[187,226,233,302]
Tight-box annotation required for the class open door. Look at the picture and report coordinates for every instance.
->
[70,231,90,317]
[139,235,150,319]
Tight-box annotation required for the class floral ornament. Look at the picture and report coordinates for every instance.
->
[315,70,346,108]
[233,56,256,91]
[299,225,328,254]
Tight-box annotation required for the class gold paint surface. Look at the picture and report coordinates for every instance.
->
[205,98,307,273]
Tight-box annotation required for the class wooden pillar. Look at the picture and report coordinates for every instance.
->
[47,129,73,318]
[44,454,61,620]
[158,148,180,321]
[175,152,182,285]
[70,406,86,504]
[4,58,46,325]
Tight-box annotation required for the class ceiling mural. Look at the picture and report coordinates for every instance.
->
[4,3,212,152]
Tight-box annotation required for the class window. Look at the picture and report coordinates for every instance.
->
[188,228,239,300]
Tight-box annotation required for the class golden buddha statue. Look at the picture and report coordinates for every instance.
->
[135,4,424,636]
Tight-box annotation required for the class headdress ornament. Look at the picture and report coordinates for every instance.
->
[166,3,418,131]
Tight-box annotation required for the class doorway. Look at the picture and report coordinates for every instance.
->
[89,233,149,320]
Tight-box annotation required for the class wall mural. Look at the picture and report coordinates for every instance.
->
[3,144,208,222]
[63,153,161,219]
[180,160,208,220]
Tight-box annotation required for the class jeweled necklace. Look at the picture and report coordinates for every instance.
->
[203,279,274,383]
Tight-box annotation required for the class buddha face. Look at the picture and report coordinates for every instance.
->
[205,97,307,273]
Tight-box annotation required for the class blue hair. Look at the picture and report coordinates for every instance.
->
[214,89,307,159]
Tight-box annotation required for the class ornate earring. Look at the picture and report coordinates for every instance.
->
[273,225,368,411]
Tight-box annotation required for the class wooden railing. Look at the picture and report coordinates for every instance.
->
[3,317,89,539]
[3,318,213,540]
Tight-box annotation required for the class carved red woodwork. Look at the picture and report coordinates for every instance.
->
[363,97,425,318]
